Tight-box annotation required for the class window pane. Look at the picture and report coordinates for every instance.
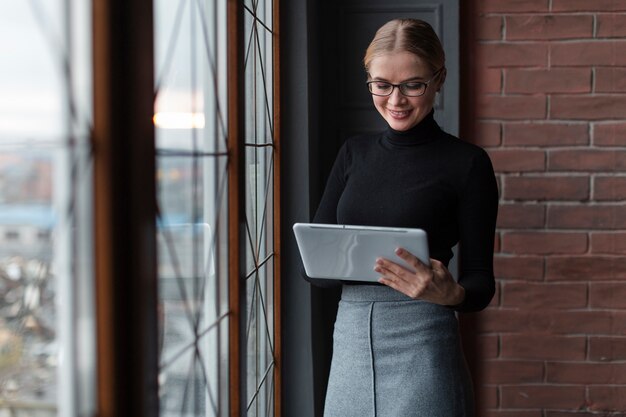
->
[155,1,278,415]
[154,0,230,416]
[0,1,95,416]
[243,1,275,415]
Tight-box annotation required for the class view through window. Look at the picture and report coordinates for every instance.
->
[154,0,278,415]
[0,1,95,416]
[0,0,277,415]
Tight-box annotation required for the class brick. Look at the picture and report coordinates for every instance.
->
[547,205,626,229]
[545,410,596,417]
[548,310,626,335]
[500,385,586,408]
[597,13,626,37]
[502,231,587,255]
[551,95,626,120]
[595,176,626,201]
[489,281,501,307]
[494,255,544,280]
[506,15,593,40]
[504,122,589,147]
[549,150,626,171]
[476,308,528,333]
[485,411,542,417]
[478,385,498,409]
[500,334,586,360]
[588,386,626,411]
[478,95,547,120]
[476,0,548,13]
[503,176,589,201]
[477,309,626,334]
[477,43,548,67]
[551,41,626,66]
[495,232,501,252]
[546,256,626,281]
[478,68,502,94]
[594,123,626,146]
[472,122,501,147]
[591,232,626,254]
[596,67,626,93]
[488,149,545,172]
[553,0,626,11]
[478,16,502,40]
[497,204,545,229]
[481,360,543,384]
[589,337,626,361]
[506,68,591,94]
[546,413,625,417]
[478,334,499,358]
[501,282,587,309]
[590,283,626,309]
[547,362,626,384]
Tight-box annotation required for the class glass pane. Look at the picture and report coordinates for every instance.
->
[244,0,275,415]
[0,0,94,416]
[154,0,230,416]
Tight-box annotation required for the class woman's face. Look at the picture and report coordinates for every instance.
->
[367,51,442,131]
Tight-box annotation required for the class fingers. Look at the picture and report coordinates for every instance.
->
[377,270,428,299]
[374,248,429,276]
[374,250,434,300]
[430,258,443,270]
[374,257,407,280]
[395,247,430,270]
[378,274,404,294]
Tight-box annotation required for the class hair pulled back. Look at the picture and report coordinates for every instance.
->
[364,19,445,74]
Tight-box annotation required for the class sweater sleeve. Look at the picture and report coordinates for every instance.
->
[300,142,351,288]
[452,149,499,312]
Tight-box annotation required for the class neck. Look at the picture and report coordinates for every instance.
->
[384,110,440,146]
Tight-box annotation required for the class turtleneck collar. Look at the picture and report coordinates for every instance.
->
[383,110,441,147]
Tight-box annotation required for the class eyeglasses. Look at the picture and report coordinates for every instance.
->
[366,68,443,97]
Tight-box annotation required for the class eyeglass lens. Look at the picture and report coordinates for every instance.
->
[368,81,427,97]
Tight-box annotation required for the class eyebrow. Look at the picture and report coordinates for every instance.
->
[369,76,426,83]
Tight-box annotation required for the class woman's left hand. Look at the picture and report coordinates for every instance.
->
[374,247,465,306]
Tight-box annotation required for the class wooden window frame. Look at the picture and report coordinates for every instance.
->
[93,0,281,415]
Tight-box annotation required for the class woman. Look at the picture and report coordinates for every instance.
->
[309,19,499,416]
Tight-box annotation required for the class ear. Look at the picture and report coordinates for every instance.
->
[436,67,447,92]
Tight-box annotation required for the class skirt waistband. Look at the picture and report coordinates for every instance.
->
[341,284,418,302]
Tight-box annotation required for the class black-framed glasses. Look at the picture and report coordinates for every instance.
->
[366,68,443,97]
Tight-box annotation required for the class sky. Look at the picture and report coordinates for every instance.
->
[0,0,91,142]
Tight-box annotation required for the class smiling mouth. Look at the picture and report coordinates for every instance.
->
[388,109,411,118]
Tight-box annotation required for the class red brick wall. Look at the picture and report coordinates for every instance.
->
[461,1,626,415]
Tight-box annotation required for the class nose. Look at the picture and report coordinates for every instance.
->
[388,86,406,105]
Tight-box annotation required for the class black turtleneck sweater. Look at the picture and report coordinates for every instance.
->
[310,112,499,312]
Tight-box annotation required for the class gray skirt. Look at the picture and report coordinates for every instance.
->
[324,285,474,417]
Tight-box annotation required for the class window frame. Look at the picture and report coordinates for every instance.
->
[93,0,281,415]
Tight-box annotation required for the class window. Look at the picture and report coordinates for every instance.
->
[154,0,279,415]
[243,1,280,415]
[0,1,278,415]
[0,1,95,416]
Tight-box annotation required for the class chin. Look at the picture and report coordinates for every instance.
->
[387,118,417,131]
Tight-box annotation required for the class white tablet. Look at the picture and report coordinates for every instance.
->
[293,223,430,281]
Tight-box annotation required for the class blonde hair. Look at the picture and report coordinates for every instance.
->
[363,19,445,75]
